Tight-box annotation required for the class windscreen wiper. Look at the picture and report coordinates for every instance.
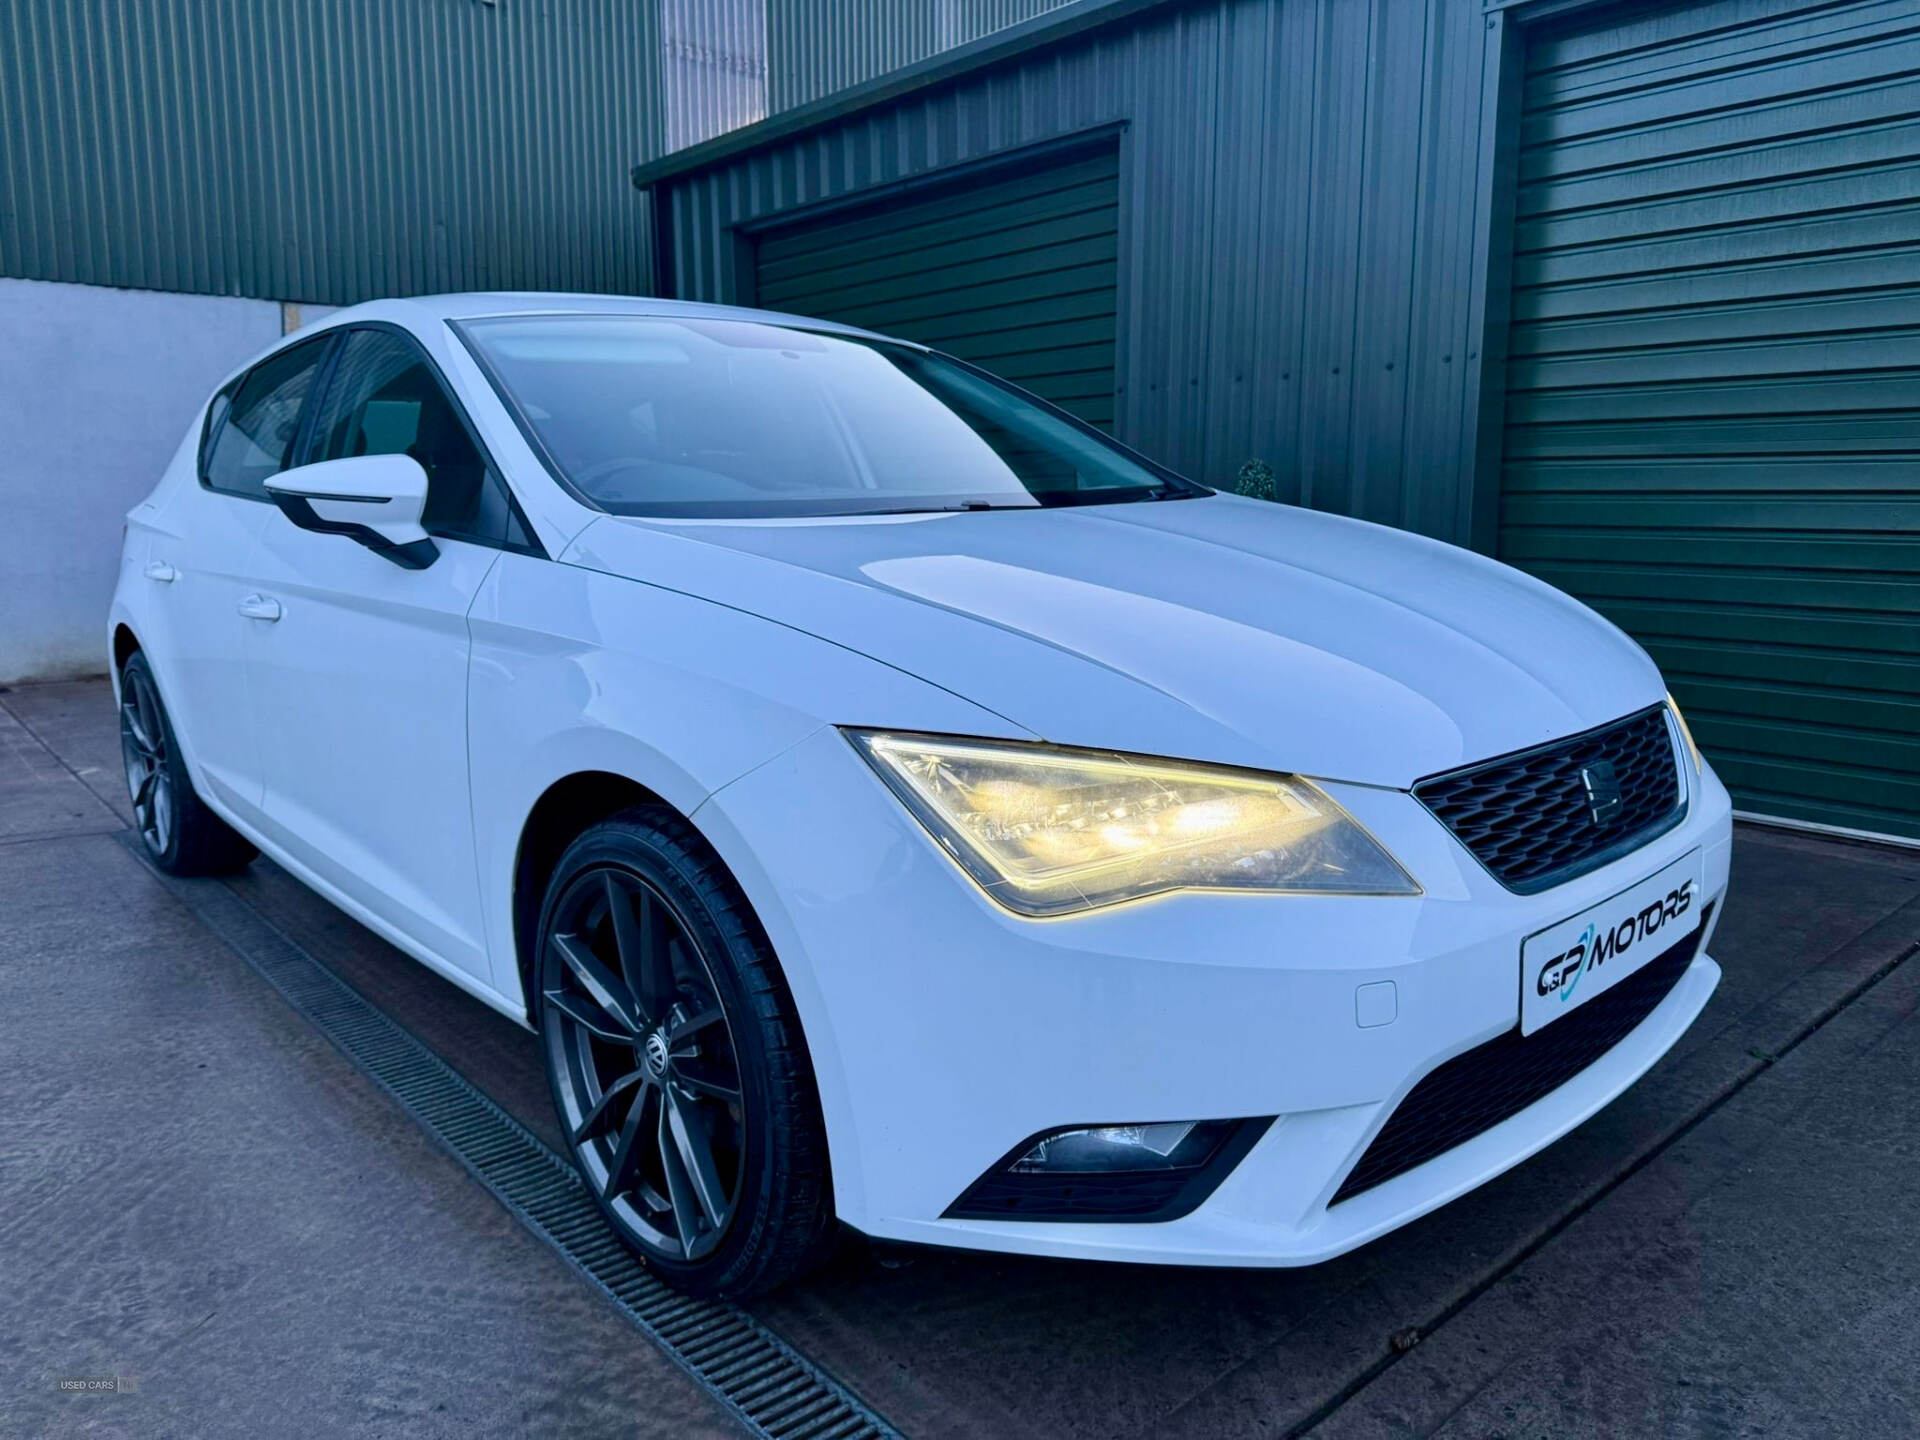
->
[853,501,1037,515]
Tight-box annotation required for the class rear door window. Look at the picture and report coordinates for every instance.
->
[201,336,333,500]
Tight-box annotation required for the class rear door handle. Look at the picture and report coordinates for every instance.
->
[237,594,282,622]
[144,560,178,583]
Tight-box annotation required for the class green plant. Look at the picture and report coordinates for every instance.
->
[1234,458,1277,502]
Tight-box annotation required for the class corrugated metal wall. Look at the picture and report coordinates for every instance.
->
[662,0,768,153]
[767,0,1078,112]
[752,143,1122,426]
[668,0,1494,543]
[1498,0,1920,840]
[0,0,667,304]
[768,0,932,111]
[933,0,1078,48]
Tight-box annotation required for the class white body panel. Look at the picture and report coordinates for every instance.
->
[566,494,1663,788]
[243,521,500,981]
[128,472,274,817]
[463,547,1026,1003]
[109,293,1737,1269]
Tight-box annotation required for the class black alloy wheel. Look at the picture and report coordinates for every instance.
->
[117,650,257,876]
[546,864,745,1260]
[537,809,833,1296]
[120,660,174,857]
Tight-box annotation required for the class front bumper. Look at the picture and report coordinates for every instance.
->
[694,725,1734,1266]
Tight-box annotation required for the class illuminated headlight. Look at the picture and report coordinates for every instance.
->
[845,731,1419,916]
[1667,693,1704,774]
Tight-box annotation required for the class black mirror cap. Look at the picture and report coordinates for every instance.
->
[269,491,440,570]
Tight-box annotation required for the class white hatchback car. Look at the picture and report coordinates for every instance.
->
[112,294,1732,1297]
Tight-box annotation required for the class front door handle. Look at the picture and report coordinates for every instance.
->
[144,560,178,583]
[237,593,282,622]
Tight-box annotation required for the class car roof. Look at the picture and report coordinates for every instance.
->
[306,292,908,347]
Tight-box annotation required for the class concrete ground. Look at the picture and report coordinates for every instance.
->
[3,676,1917,1439]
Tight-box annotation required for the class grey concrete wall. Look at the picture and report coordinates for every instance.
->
[0,278,283,682]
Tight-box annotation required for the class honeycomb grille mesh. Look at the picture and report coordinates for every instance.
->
[1330,910,1709,1205]
[1415,706,1683,893]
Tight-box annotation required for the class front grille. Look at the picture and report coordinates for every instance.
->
[1415,705,1683,894]
[1329,907,1710,1205]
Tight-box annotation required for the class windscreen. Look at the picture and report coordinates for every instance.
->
[457,314,1199,518]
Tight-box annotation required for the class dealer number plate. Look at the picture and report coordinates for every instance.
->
[1521,850,1703,1037]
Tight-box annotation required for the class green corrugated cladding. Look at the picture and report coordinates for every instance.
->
[753,145,1120,428]
[1499,0,1920,840]
[0,0,664,305]
[767,0,1075,112]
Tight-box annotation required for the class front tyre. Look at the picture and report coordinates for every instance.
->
[536,807,834,1298]
[118,651,257,876]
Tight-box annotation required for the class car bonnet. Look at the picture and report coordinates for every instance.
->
[564,493,1666,789]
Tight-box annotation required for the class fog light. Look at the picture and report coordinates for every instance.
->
[1012,1121,1230,1173]
[945,1117,1273,1222]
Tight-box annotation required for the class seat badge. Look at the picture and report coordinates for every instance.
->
[1582,759,1623,827]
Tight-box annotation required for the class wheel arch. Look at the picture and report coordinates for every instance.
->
[511,770,667,1021]
[110,624,143,703]
[112,622,141,672]
[483,723,854,1211]
[506,767,839,1179]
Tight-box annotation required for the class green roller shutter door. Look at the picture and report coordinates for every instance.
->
[1500,0,1920,842]
[750,146,1120,429]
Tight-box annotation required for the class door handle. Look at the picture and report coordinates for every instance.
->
[237,594,282,622]
[144,560,178,583]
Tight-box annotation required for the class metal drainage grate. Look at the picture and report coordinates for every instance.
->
[123,835,901,1440]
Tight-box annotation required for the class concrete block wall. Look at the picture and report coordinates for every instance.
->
[0,278,294,682]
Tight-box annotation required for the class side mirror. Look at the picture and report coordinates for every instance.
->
[266,455,439,569]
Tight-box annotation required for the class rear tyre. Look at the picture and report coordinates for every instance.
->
[536,807,835,1298]
[118,650,257,876]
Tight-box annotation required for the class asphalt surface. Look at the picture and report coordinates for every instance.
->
[3,676,1917,1438]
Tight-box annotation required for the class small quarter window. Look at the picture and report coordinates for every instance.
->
[199,384,236,478]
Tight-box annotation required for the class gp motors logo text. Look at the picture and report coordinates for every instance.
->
[1537,878,1696,1004]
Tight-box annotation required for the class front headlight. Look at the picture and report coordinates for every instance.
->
[846,731,1419,916]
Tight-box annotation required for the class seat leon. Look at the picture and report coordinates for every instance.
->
[112,294,1732,1297]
